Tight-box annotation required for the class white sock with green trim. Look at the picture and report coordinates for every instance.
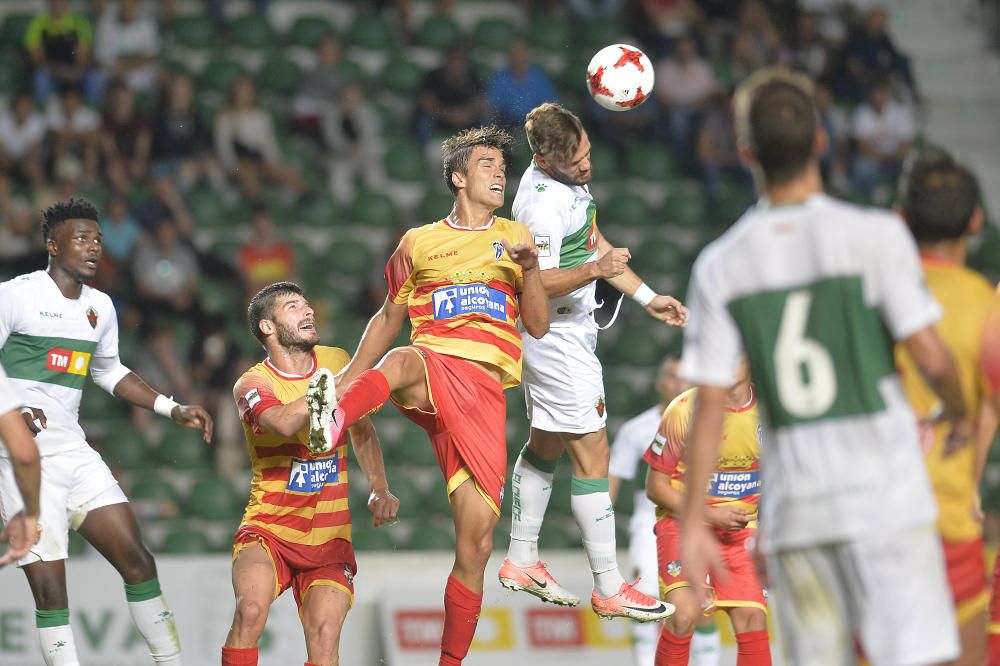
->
[507,445,557,566]
[36,609,80,666]
[571,476,626,596]
[125,578,182,665]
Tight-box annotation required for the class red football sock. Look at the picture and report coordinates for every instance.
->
[655,626,691,666]
[304,662,320,666]
[221,646,258,666]
[989,633,1000,666]
[439,575,482,666]
[736,630,772,666]
[334,369,391,435]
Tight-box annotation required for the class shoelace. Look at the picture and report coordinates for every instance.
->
[619,579,654,604]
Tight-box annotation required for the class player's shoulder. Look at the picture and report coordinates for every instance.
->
[315,345,351,374]
[515,163,574,204]
[80,282,115,310]
[663,387,697,421]
[233,361,270,396]
[0,270,44,293]
[494,216,530,235]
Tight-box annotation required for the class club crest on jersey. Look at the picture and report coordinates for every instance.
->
[667,560,681,578]
[492,241,505,260]
[595,396,605,417]
[534,235,551,257]
[287,456,339,493]
[86,306,98,329]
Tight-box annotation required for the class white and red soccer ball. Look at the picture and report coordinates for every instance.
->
[586,44,655,112]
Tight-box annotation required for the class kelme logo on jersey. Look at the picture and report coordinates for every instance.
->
[46,348,91,376]
[432,284,507,321]
[707,470,761,499]
[287,456,339,492]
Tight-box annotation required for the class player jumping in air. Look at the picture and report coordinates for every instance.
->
[645,359,770,666]
[307,126,549,666]
[679,68,971,666]
[223,282,399,666]
[0,362,41,567]
[0,198,213,666]
[500,102,683,622]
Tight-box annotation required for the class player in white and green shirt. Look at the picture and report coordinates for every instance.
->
[498,103,686,622]
[0,199,213,666]
[679,68,970,666]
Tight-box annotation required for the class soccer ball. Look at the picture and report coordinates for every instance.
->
[586,44,655,112]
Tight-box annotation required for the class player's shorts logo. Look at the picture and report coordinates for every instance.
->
[432,284,507,321]
[707,471,761,499]
[287,456,339,492]
[667,560,682,578]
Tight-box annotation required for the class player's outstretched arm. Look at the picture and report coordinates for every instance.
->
[110,371,214,443]
[0,408,40,565]
[646,467,683,515]
[596,230,687,327]
[337,298,409,389]
[348,416,400,528]
[234,376,308,439]
[904,326,971,454]
[506,239,549,338]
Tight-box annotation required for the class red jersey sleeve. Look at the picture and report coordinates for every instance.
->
[642,396,692,475]
[384,231,416,305]
[233,374,282,435]
[982,296,1000,393]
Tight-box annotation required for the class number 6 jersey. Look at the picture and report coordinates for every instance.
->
[681,194,942,553]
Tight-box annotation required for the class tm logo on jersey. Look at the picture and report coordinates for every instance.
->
[432,284,506,321]
[707,471,761,499]
[46,348,91,376]
[287,456,339,492]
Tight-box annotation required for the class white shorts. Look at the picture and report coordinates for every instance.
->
[770,523,959,666]
[522,318,606,434]
[0,445,127,566]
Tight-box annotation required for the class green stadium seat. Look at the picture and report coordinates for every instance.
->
[610,324,663,366]
[230,14,276,50]
[161,526,214,554]
[417,14,462,51]
[663,184,707,228]
[422,485,452,516]
[287,15,335,48]
[187,185,226,227]
[603,376,637,419]
[352,191,400,229]
[185,475,244,520]
[634,239,686,274]
[171,15,216,49]
[712,182,756,224]
[380,57,425,97]
[296,195,342,228]
[0,61,21,96]
[349,13,393,50]
[600,194,654,227]
[474,18,517,52]
[199,56,245,94]
[540,521,581,549]
[100,426,153,470]
[385,143,426,183]
[580,20,626,50]
[159,428,213,471]
[199,278,240,316]
[326,238,374,277]
[626,144,677,181]
[530,17,571,52]
[2,13,33,48]
[548,475,572,517]
[418,191,454,223]
[589,140,620,180]
[79,383,126,421]
[129,472,181,505]
[407,522,455,550]
[257,55,301,96]
[352,524,397,551]
[336,60,364,84]
[387,475,421,510]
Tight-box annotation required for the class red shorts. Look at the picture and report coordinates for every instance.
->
[392,346,507,516]
[655,517,766,613]
[233,525,356,609]
[943,537,988,626]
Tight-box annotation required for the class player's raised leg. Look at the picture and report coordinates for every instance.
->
[77,502,182,665]
[300,585,351,666]
[224,544,276,666]
[22,561,80,666]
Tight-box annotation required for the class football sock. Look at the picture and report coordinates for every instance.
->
[125,578,182,664]
[440,575,482,665]
[507,445,556,566]
[989,633,1000,666]
[690,620,722,666]
[331,370,390,441]
[221,646,258,665]
[571,476,625,595]
[655,626,691,666]
[36,609,79,666]
[632,617,659,666]
[736,630,771,666]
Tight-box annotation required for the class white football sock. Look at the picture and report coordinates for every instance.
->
[36,615,80,666]
[571,476,626,596]
[507,447,556,566]
[126,578,182,664]
[691,621,722,666]
[632,620,659,666]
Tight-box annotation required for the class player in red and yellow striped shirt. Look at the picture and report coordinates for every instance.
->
[307,126,550,666]
[222,282,399,666]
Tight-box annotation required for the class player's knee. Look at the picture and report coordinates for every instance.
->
[303,618,341,658]
[31,580,69,610]
[119,546,157,584]
[667,607,698,636]
[728,607,766,633]
[233,597,269,635]
[456,531,493,570]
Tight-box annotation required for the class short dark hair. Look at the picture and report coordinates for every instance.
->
[441,125,513,196]
[900,148,981,242]
[41,198,99,242]
[734,67,817,185]
[247,281,304,344]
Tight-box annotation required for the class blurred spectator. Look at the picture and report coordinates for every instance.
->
[237,205,297,297]
[486,39,558,132]
[25,0,102,105]
[0,95,47,193]
[214,76,305,202]
[100,81,152,194]
[792,12,835,79]
[94,0,160,94]
[815,79,850,193]
[851,78,916,200]
[132,220,204,332]
[736,0,784,65]
[565,0,624,20]
[696,90,752,201]
[626,0,705,58]
[101,194,141,265]
[415,49,486,146]
[654,34,717,151]
[47,87,100,184]
[323,81,386,204]
[152,74,220,191]
[130,318,194,429]
[723,29,767,86]
[35,155,84,217]
[291,34,345,139]
[188,314,243,423]
[0,198,39,265]
[835,6,919,103]
[132,173,195,236]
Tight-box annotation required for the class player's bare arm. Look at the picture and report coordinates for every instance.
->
[113,372,214,442]
[505,239,549,338]
[646,465,683,515]
[347,416,400,528]
[904,325,971,453]
[536,246,630,298]
[679,384,730,605]
[337,298,409,391]
[0,408,40,566]
[233,377,308,439]
[597,229,688,327]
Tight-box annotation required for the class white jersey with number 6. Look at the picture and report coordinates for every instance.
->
[681,194,941,553]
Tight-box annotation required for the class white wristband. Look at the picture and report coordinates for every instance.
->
[632,283,657,307]
[153,394,179,418]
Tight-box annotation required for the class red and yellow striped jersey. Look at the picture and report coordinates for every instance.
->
[643,386,762,524]
[384,216,532,389]
[233,346,353,562]
[896,257,1000,542]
